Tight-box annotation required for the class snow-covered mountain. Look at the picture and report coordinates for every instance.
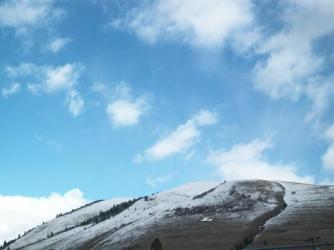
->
[2,180,334,250]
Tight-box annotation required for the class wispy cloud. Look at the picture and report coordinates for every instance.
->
[322,146,334,171]
[322,123,334,171]
[48,37,72,53]
[6,63,84,94]
[145,173,174,188]
[35,64,82,93]
[110,0,256,49]
[65,90,84,117]
[91,82,106,93]
[0,0,65,35]
[136,110,217,162]
[0,189,86,243]
[35,135,63,154]
[304,80,334,122]
[5,63,85,117]
[106,83,150,127]
[206,139,314,183]
[1,83,20,98]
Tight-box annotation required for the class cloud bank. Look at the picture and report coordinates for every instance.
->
[0,189,87,243]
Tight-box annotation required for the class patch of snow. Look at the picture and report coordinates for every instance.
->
[201,217,213,222]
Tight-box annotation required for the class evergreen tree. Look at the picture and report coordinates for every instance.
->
[150,238,163,250]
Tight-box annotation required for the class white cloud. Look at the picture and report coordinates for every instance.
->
[145,122,199,160]
[253,1,334,118]
[44,64,82,93]
[106,84,150,127]
[138,110,217,162]
[111,0,256,49]
[49,37,72,53]
[1,83,20,98]
[0,0,64,34]
[65,90,84,117]
[5,63,83,94]
[0,189,86,243]
[106,100,147,127]
[145,173,174,188]
[191,109,218,126]
[206,139,314,183]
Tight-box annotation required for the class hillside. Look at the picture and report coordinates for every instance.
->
[3,180,334,250]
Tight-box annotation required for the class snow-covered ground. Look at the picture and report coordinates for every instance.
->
[8,198,130,249]
[6,180,334,250]
[249,181,334,248]
[260,181,334,229]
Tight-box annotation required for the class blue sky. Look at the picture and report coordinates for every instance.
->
[1,0,334,241]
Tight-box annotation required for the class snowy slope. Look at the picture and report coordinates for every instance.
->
[249,182,334,248]
[5,180,334,250]
[7,198,130,249]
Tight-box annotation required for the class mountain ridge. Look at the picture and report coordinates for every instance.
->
[3,180,334,250]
